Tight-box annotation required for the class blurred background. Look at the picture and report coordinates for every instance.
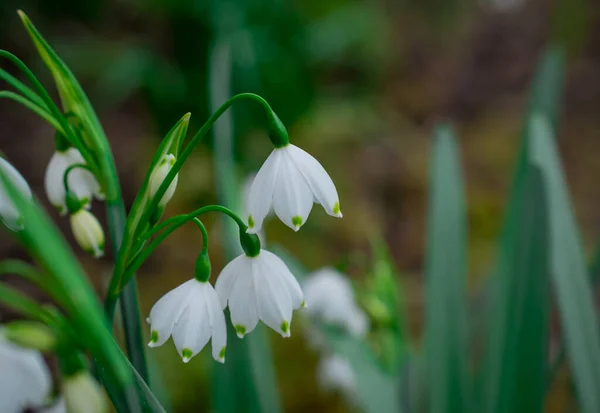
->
[0,0,599,412]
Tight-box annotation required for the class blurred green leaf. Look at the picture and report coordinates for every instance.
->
[528,113,600,413]
[424,124,469,413]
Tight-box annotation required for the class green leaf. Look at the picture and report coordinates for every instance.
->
[423,124,469,413]
[481,163,550,413]
[528,113,600,413]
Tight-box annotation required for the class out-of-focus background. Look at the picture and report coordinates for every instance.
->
[0,0,599,411]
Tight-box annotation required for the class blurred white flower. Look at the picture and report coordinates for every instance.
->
[0,327,52,413]
[70,209,105,258]
[0,157,32,231]
[246,144,341,233]
[215,249,304,338]
[63,372,106,413]
[303,268,369,337]
[484,0,526,12]
[317,354,356,395]
[148,154,179,207]
[45,148,102,215]
[147,279,227,363]
[41,397,66,413]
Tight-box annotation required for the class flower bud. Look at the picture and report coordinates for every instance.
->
[70,209,105,258]
[4,321,57,352]
[194,250,211,283]
[148,154,178,207]
[63,372,107,413]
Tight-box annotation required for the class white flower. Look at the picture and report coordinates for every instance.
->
[303,268,368,337]
[242,174,265,245]
[148,154,178,207]
[215,249,304,338]
[63,372,106,413]
[0,328,52,413]
[44,148,102,215]
[147,279,227,363]
[317,354,356,395]
[246,144,342,233]
[0,157,32,231]
[70,209,105,258]
[41,398,66,413]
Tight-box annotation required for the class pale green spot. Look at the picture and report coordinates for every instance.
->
[235,325,246,337]
[292,216,303,228]
[182,348,193,361]
[248,215,255,229]
[301,300,306,308]
[280,320,290,334]
[333,202,341,215]
[150,330,159,344]
[219,346,227,359]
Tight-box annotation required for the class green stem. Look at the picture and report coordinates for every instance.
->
[63,163,93,192]
[0,283,58,325]
[106,202,149,385]
[0,260,66,304]
[0,67,47,108]
[0,91,62,131]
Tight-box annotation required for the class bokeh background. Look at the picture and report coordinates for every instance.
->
[0,0,599,411]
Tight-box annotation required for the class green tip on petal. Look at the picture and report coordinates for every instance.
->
[219,346,226,361]
[150,330,159,344]
[280,320,290,336]
[301,300,307,308]
[182,348,193,363]
[248,215,255,229]
[235,324,246,338]
[292,216,303,230]
[333,202,342,217]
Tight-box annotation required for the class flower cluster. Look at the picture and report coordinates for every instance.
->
[147,141,340,363]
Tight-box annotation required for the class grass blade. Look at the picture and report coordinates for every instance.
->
[424,124,468,413]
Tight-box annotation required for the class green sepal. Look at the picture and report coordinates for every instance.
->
[194,250,212,283]
[57,347,87,378]
[239,230,261,257]
[65,190,83,214]
[4,321,57,352]
[54,130,71,152]
[266,111,289,148]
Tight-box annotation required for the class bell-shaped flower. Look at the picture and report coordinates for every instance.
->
[45,148,102,215]
[215,249,304,338]
[0,327,52,413]
[147,279,226,363]
[70,209,105,258]
[63,372,106,413]
[0,157,32,231]
[303,268,368,337]
[246,144,342,233]
[317,354,356,395]
[148,154,178,207]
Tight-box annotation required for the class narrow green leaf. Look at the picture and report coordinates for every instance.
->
[528,114,600,413]
[481,163,550,413]
[424,124,468,413]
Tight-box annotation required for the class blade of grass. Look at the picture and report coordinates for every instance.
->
[424,124,469,413]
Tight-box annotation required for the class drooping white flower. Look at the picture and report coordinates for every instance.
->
[215,249,304,338]
[0,327,52,413]
[303,268,368,337]
[317,354,356,395]
[147,279,227,363]
[242,173,265,245]
[45,148,102,215]
[70,209,105,258]
[0,157,32,231]
[63,372,106,413]
[246,144,342,233]
[148,154,179,207]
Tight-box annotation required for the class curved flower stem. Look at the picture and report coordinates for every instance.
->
[114,206,243,296]
[63,163,93,192]
[0,91,62,131]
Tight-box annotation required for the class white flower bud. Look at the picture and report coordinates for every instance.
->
[63,372,106,413]
[148,154,178,207]
[70,209,105,258]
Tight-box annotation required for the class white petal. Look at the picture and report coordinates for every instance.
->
[44,152,71,214]
[347,307,369,338]
[228,258,260,337]
[272,148,313,231]
[148,279,195,347]
[255,253,293,337]
[207,286,227,363]
[215,254,247,309]
[261,250,304,309]
[287,144,342,217]
[66,149,103,201]
[171,281,211,362]
[0,329,51,412]
[317,354,355,394]
[246,149,281,233]
[0,157,31,230]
